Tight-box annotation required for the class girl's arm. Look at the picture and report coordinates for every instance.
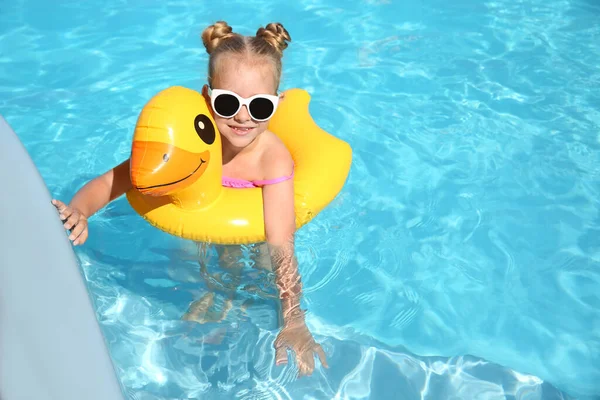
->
[261,152,328,376]
[52,158,132,245]
[261,157,301,318]
[69,158,132,218]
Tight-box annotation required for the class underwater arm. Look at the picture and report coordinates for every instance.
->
[262,176,302,319]
[262,158,328,376]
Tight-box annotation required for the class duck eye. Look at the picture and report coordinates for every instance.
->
[194,114,215,145]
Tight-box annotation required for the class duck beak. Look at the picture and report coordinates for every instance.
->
[130,141,210,196]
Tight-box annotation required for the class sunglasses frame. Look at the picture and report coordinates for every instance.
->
[208,88,280,122]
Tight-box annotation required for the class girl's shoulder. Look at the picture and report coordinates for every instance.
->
[258,130,294,179]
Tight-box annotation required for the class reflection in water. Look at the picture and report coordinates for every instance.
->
[182,242,277,326]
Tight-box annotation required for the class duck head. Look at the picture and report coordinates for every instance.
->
[130,86,223,209]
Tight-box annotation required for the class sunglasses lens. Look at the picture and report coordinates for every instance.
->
[214,94,239,117]
[249,97,275,121]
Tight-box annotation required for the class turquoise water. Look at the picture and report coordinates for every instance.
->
[1,0,599,398]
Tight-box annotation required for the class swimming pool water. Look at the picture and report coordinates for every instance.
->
[2,0,599,398]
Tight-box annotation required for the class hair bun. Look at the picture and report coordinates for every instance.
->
[201,21,235,54]
[256,22,291,56]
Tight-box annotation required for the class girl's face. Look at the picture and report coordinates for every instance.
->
[203,56,282,150]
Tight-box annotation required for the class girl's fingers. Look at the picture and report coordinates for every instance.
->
[315,344,328,368]
[69,221,86,241]
[52,199,67,212]
[52,200,89,246]
[275,344,288,366]
[60,208,74,222]
[297,352,314,376]
[73,229,88,246]
[63,212,79,230]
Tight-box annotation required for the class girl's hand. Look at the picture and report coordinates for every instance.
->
[274,310,328,377]
[51,199,89,245]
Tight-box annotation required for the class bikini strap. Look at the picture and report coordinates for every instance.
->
[253,165,295,187]
[253,172,294,186]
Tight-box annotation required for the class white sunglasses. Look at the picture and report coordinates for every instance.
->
[208,88,280,122]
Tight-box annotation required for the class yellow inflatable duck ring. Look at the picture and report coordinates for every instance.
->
[126,86,352,245]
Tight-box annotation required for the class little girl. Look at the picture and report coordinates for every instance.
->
[52,21,328,377]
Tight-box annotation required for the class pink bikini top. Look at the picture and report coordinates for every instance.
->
[222,167,295,189]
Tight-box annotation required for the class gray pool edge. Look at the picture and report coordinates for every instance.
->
[0,115,124,400]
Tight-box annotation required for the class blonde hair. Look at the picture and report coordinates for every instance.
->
[201,21,292,90]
